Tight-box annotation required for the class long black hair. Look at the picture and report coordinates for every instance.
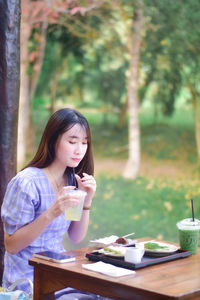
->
[24,108,94,175]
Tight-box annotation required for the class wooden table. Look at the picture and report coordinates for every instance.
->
[29,239,200,300]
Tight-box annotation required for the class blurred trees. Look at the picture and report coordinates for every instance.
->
[36,25,85,113]
[19,0,200,173]
[17,0,107,168]
[175,1,200,158]
[140,0,182,116]
[36,2,127,114]
[141,0,200,157]
[35,1,143,178]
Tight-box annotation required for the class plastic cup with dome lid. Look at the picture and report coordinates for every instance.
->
[176,218,200,254]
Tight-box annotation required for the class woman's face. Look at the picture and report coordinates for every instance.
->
[55,124,88,168]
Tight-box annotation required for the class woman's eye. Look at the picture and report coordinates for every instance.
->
[68,139,87,145]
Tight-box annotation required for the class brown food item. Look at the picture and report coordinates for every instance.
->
[115,237,128,245]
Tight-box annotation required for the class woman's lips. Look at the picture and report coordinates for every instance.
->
[72,158,81,162]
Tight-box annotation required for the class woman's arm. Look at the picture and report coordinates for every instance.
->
[4,185,82,254]
[4,210,54,254]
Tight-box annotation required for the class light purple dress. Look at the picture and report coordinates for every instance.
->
[1,167,71,294]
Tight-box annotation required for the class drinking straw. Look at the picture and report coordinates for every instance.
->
[191,199,195,222]
[72,168,77,188]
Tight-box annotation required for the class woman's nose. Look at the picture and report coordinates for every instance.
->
[74,143,83,154]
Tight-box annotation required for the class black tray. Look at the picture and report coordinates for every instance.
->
[86,249,191,270]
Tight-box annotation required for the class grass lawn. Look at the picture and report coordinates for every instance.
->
[87,175,200,243]
[64,173,200,249]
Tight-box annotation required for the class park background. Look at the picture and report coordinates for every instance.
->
[3,0,200,251]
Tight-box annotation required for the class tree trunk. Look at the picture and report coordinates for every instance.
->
[187,78,200,159]
[17,13,32,169]
[0,0,20,284]
[17,1,48,168]
[123,1,143,179]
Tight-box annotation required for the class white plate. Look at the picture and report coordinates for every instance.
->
[90,235,136,248]
[137,240,179,257]
[96,245,127,258]
[90,235,118,247]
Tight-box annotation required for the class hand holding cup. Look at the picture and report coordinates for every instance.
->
[64,189,87,221]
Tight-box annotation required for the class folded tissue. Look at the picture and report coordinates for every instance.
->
[82,261,136,277]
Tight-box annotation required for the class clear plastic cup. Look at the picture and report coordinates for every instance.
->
[65,189,87,221]
[176,218,200,254]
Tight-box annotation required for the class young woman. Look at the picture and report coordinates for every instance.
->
[1,108,97,298]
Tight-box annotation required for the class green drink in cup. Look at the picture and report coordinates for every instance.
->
[65,189,87,221]
[176,218,200,254]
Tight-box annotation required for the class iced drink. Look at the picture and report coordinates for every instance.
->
[176,218,200,254]
[65,189,87,221]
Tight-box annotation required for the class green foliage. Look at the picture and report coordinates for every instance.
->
[141,0,200,115]
[82,57,127,109]
[32,0,200,128]
[34,1,130,112]
[36,25,84,98]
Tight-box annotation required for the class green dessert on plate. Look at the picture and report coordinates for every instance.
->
[144,242,169,250]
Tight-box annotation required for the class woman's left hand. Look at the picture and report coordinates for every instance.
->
[75,173,96,205]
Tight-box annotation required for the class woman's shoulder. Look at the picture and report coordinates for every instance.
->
[10,167,46,187]
[18,167,43,177]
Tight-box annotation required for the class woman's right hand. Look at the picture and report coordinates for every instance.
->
[47,186,81,219]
